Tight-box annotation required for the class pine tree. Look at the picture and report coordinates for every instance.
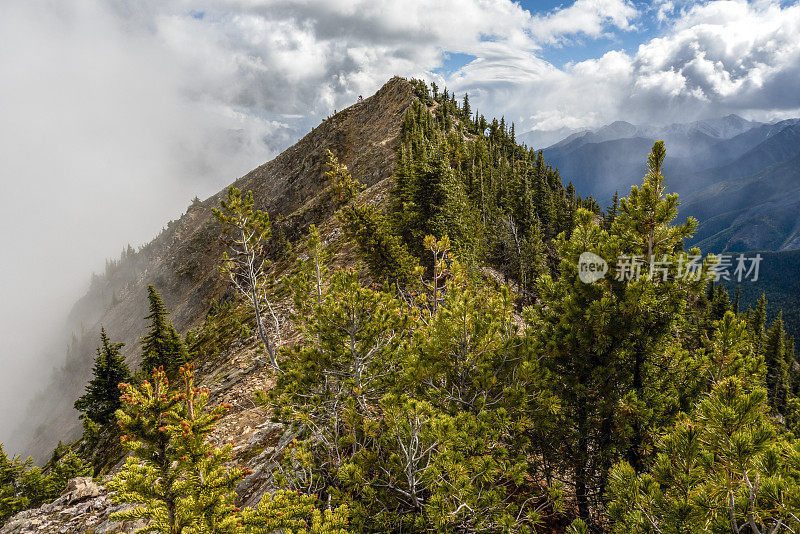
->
[604,190,619,229]
[17,465,49,512]
[264,268,409,529]
[165,366,243,532]
[749,294,768,356]
[48,450,92,497]
[616,141,697,259]
[286,225,331,319]
[49,441,68,466]
[339,202,420,287]
[240,491,352,533]
[109,368,185,532]
[535,142,703,525]
[140,286,189,378]
[709,284,731,321]
[74,328,130,425]
[788,337,799,397]
[0,445,29,523]
[765,312,791,415]
[408,259,562,532]
[325,150,363,204]
[608,378,800,533]
[110,366,352,533]
[704,311,762,386]
[0,443,82,522]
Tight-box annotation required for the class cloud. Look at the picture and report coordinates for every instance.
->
[656,1,676,23]
[0,0,290,451]
[449,0,800,131]
[2,0,800,452]
[530,0,639,43]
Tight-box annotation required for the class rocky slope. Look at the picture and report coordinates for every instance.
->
[0,478,146,534]
[15,76,415,468]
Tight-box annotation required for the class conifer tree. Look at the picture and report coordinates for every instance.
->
[765,312,791,415]
[604,190,619,229]
[74,328,130,424]
[109,367,186,532]
[269,268,408,444]
[615,141,697,259]
[286,225,331,319]
[709,284,731,321]
[141,286,189,378]
[164,366,243,532]
[264,268,410,529]
[704,311,763,386]
[49,441,69,464]
[16,466,49,512]
[534,142,704,525]
[47,450,92,497]
[461,93,471,122]
[749,294,768,356]
[111,366,352,533]
[608,378,800,533]
[788,337,799,396]
[240,491,352,534]
[0,445,29,523]
[407,257,562,532]
[339,202,420,287]
[325,150,363,204]
[0,444,87,523]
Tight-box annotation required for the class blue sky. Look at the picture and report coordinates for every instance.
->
[519,0,660,66]
[432,0,661,69]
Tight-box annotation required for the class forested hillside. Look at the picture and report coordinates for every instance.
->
[2,78,800,533]
[542,117,800,253]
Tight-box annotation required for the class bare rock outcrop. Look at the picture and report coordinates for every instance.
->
[0,478,144,534]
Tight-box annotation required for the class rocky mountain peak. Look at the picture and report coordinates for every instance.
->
[15,76,416,464]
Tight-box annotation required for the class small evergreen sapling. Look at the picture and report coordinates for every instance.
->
[0,444,90,523]
[109,367,187,532]
[110,366,352,533]
[47,449,93,498]
[325,150,362,204]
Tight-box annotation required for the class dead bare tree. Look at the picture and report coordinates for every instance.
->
[213,186,282,371]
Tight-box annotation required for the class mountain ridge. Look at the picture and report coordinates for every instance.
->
[16,76,416,463]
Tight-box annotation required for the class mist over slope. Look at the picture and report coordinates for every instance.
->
[12,77,415,462]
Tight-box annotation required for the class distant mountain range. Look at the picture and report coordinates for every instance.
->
[532,114,800,340]
[533,115,800,253]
